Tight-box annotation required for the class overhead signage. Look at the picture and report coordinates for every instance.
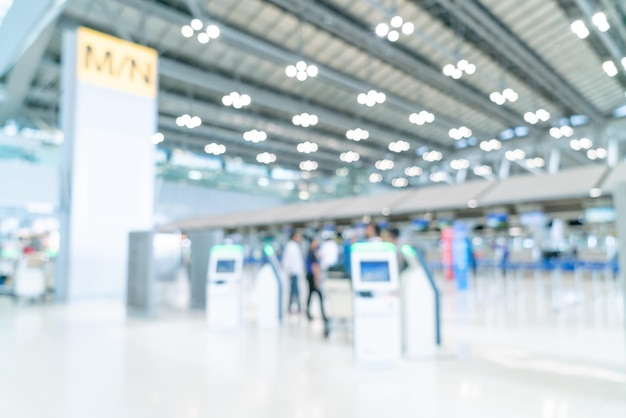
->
[76,27,157,98]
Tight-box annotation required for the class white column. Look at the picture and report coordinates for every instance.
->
[58,27,157,300]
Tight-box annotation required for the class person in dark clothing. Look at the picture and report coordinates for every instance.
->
[305,237,328,331]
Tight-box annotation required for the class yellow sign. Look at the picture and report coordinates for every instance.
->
[76,27,158,98]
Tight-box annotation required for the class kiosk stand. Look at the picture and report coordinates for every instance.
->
[206,245,244,331]
[350,242,401,367]
[255,245,284,328]
[400,245,441,357]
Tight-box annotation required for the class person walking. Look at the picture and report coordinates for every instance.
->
[282,230,305,314]
[305,236,327,324]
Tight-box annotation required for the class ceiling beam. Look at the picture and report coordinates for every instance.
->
[574,0,626,77]
[104,0,468,147]
[433,0,605,124]
[265,0,525,128]
[0,23,56,124]
[33,57,384,162]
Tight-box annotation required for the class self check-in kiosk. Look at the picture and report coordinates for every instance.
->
[400,245,441,357]
[206,245,244,331]
[350,242,401,367]
[255,245,284,328]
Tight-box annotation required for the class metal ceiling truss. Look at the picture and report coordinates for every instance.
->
[430,0,605,124]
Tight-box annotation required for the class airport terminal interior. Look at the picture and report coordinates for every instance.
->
[1,0,626,416]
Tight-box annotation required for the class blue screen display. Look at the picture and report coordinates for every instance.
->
[216,259,236,273]
[359,261,391,282]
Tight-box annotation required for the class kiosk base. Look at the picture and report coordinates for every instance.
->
[353,294,401,367]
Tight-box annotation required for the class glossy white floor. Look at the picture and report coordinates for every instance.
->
[1,273,625,418]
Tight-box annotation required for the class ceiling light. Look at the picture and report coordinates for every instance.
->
[560,125,574,137]
[450,158,470,170]
[222,91,251,108]
[450,126,472,139]
[204,143,226,155]
[579,137,592,149]
[292,112,318,127]
[357,89,386,106]
[369,173,383,183]
[176,114,201,129]
[442,64,455,76]
[390,15,403,28]
[430,172,447,182]
[391,177,408,188]
[571,20,590,39]
[443,59,476,79]
[592,12,610,32]
[603,60,618,77]
[479,139,501,152]
[181,25,194,38]
[375,159,394,170]
[182,20,220,43]
[423,150,443,162]
[505,149,525,161]
[524,109,550,125]
[375,23,390,37]
[526,157,545,169]
[389,140,410,153]
[570,139,582,150]
[473,165,492,176]
[197,32,209,44]
[491,88,518,105]
[340,151,360,163]
[298,191,311,200]
[587,149,598,160]
[151,132,165,144]
[405,166,423,177]
[377,15,413,41]
[502,88,518,102]
[256,152,276,164]
[589,187,602,198]
[524,112,539,124]
[409,110,435,125]
[549,127,563,138]
[206,24,220,39]
[596,147,607,159]
[297,141,319,153]
[190,19,203,31]
[346,128,369,141]
[243,129,267,143]
[402,22,415,35]
[286,61,318,81]
[285,65,297,77]
[299,160,318,171]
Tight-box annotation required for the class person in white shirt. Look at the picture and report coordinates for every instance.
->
[282,231,305,313]
[318,231,339,274]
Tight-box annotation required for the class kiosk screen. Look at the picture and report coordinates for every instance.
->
[216,259,236,273]
[359,260,391,282]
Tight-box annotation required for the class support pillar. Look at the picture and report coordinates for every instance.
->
[57,27,158,300]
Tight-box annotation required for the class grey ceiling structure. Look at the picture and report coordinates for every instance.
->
[2,0,626,191]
